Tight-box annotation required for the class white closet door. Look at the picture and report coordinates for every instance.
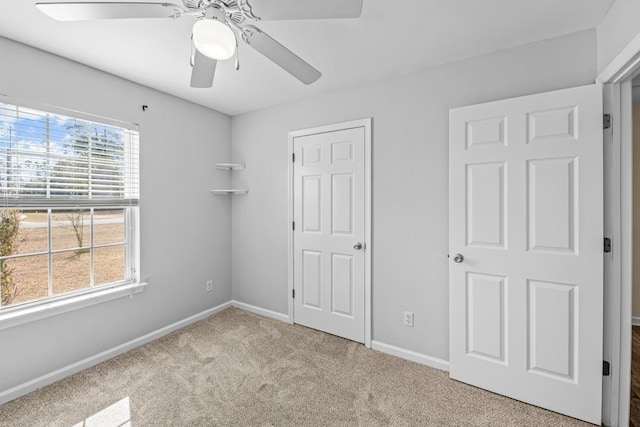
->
[293,126,366,343]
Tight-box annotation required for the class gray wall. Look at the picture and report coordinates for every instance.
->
[230,29,598,361]
[597,0,640,74]
[0,36,232,392]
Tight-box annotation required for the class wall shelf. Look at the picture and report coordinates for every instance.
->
[213,161,246,195]
[215,163,246,171]
[211,189,248,195]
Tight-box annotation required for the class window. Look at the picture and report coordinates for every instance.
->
[0,98,139,311]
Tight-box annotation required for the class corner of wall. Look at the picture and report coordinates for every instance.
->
[597,0,640,74]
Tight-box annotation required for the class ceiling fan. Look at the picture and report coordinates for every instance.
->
[35,0,364,88]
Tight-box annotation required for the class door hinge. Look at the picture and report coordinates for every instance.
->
[604,114,612,130]
[603,360,611,376]
[292,289,295,299]
[292,153,295,162]
[292,221,295,231]
[604,237,612,253]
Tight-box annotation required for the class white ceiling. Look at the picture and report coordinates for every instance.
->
[0,0,615,116]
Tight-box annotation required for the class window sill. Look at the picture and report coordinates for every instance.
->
[0,282,147,331]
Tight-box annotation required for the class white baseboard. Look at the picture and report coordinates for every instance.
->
[0,301,232,405]
[371,340,449,372]
[1,301,446,406]
[231,300,289,323]
[229,303,449,373]
[632,316,640,326]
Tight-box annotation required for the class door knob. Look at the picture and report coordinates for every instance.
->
[453,253,464,263]
[354,242,364,250]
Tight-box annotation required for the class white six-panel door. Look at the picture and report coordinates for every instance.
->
[293,126,366,343]
[449,84,603,424]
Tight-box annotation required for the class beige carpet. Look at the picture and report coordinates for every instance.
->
[0,308,589,426]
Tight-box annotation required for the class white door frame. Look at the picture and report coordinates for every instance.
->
[287,118,372,348]
[597,34,640,427]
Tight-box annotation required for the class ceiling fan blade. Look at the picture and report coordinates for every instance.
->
[190,49,217,88]
[244,0,363,20]
[243,26,321,85]
[35,2,184,21]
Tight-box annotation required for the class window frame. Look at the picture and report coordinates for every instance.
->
[0,96,142,328]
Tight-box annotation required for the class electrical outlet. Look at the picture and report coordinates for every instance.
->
[206,280,213,292]
[403,311,414,327]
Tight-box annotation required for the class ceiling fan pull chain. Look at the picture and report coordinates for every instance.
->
[235,37,240,70]
[225,18,244,71]
[189,35,195,67]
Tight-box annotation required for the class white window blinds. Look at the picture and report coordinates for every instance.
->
[0,99,139,207]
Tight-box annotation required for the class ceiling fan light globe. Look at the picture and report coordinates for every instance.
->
[192,19,236,61]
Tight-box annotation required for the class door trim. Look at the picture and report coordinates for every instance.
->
[287,118,372,348]
[597,33,640,426]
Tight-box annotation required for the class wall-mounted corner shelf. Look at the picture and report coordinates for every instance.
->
[212,162,246,195]
[215,163,246,171]
[211,189,248,195]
